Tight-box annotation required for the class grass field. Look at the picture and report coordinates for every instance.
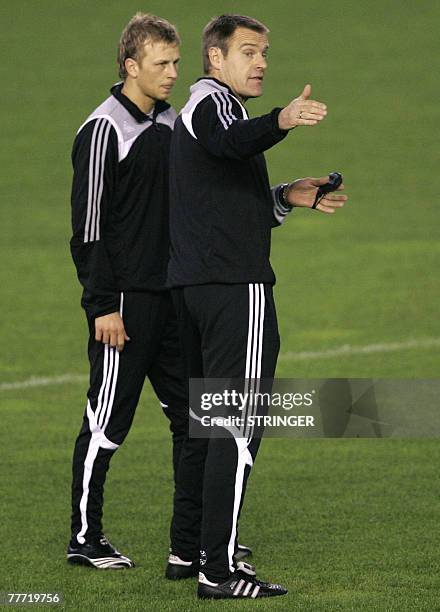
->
[1,0,439,609]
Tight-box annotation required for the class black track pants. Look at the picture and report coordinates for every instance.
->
[71,290,187,544]
[170,283,280,581]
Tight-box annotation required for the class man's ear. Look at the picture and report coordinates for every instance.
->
[124,57,138,78]
[208,47,223,71]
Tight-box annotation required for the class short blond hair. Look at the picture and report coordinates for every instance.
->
[118,13,180,79]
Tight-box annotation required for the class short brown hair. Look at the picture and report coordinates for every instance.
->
[118,13,180,80]
[202,14,269,74]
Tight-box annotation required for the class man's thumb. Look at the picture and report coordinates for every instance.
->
[314,175,330,186]
[299,83,312,100]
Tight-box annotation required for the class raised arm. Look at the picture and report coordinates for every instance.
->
[191,92,288,160]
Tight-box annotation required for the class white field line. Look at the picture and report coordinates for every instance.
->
[279,337,440,361]
[0,373,88,391]
[1,338,439,392]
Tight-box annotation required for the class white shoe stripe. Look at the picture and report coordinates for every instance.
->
[243,582,253,596]
[233,579,245,596]
[251,584,260,598]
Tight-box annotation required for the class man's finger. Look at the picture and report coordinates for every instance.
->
[296,118,319,126]
[298,111,326,121]
[322,198,345,208]
[312,176,333,187]
[308,100,327,111]
[109,331,118,348]
[117,330,126,352]
[124,331,131,341]
[301,104,327,115]
[101,330,110,345]
[324,194,348,202]
[316,203,336,214]
[299,83,311,100]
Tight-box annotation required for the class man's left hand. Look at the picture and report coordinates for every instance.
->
[285,176,348,214]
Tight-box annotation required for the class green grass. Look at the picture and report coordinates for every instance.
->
[1,0,439,609]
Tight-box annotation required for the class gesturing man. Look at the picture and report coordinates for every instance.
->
[67,13,186,569]
[167,14,347,599]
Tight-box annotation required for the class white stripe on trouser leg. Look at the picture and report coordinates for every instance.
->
[97,291,123,430]
[242,283,255,437]
[94,344,111,426]
[246,283,261,439]
[102,350,119,431]
[98,347,115,428]
[248,284,265,442]
[76,403,118,544]
[227,439,253,573]
[243,284,265,440]
[95,344,113,422]
[76,293,123,544]
[227,284,265,572]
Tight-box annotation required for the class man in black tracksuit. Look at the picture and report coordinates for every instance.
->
[167,15,347,599]
[67,14,185,569]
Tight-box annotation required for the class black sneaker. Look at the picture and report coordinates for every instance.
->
[197,562,287,599]
[67,535,134,569]
[165,544,253,580]
[165,553,199,580]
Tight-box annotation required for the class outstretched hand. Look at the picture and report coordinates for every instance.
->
[285,176,348,214]
[278,84,327,130]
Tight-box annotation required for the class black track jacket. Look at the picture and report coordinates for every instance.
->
[168,77,292,288]
[70,84,176,319]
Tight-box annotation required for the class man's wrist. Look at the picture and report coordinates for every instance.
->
[279,183,294,211]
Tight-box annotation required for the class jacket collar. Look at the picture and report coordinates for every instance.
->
[194,77,236,97]
[110,82,170,123]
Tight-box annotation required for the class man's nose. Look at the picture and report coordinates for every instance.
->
[166,64,178,79]
[255,54,267,70]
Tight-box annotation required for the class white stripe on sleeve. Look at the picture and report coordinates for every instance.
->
[211,92,230,130]
[84,119,112,243]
